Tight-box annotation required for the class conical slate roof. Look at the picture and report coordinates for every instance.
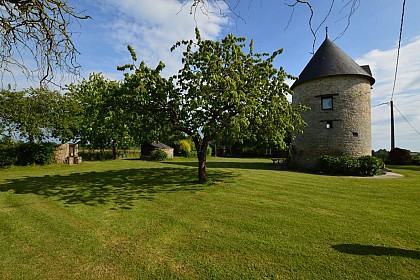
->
[291,38,375,89]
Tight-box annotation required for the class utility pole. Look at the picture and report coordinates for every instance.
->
[390,100,395,150]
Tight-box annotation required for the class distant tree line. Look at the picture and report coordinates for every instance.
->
[0,88,78,144]
[373,148,419,165]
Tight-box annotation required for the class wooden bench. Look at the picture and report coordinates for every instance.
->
[271,158,286,169]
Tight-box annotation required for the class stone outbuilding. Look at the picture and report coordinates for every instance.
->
[54,143,82,164]
[141,142,174,159]
[290,34,375,168]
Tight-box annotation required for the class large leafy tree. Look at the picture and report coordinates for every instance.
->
[120,29,305,183]
[118,48,176,146]
[67,73,137,159]
[0,0,90,85]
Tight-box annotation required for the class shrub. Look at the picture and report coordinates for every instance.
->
[386,147,412,165]
[178,139,192,157]
[0,142,17,166]
[34,142,56,165]
[318,155,340,174]
[358,155,384,176]
[206,146,212,157]
[15,143,33,165]
[15,142,55,165]
[338,156,360,175]
[151,149,167,161]
[176,139,206,158]
[178,145,210,159]
[187,150,197,158]
[318,155,383,176]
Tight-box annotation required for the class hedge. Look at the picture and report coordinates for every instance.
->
[318,155,384,176]
[0,142,56,166]
[15,142,56,165]
[78,151,114,161]
[0,146,17,166]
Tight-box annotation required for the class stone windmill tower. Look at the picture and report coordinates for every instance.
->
[290,34,375,168]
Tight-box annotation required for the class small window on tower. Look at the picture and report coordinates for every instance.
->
[326,121,333,129]
[322,97,333,110]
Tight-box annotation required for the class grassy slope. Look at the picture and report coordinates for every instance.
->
[0,158,419,279]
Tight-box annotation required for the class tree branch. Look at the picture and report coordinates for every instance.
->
[0,0,90,87]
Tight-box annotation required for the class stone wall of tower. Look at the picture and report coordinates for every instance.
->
[291,75,372,168]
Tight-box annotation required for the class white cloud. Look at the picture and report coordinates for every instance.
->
[101,0,229,77]
[357,36,420,151]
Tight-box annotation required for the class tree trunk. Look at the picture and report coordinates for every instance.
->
[193,136,209,184]
[197,149,207,183]
[112,140,118,159]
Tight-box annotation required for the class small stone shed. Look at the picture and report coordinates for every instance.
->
[141,142,174,159]
[54,143,82,164]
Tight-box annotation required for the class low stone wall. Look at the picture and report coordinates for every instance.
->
[54,144,69,164]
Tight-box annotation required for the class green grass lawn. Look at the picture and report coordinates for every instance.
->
[0,158,419,279]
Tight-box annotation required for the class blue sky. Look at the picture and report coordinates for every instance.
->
[4,0,420,151]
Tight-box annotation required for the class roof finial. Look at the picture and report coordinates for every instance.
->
[326,26,329,39]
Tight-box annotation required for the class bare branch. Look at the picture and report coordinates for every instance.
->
[185,1,361,55]
[181,0,244,22]
[286,0,360,52]
[286,1,316,54]
[314,0,334,38]
[0,0,90,88]
[334,0,360,41]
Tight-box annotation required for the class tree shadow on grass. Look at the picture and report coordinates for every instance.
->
[164,160,274,170]
[332,244,420,260]
[0,167,233,209]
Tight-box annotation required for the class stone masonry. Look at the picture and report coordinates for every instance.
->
[54,143,82,164]
[291,75,372,168]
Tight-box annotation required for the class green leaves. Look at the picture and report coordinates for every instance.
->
[168,28,304,148]
[66,28,305,181]
[112,28,305,153]
[0,88,73,144]
[66,73,136,153]
[128,45,137,62]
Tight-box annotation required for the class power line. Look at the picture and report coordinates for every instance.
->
[393,104,420,137]
[371,102,389,108]
[390,0,406,101]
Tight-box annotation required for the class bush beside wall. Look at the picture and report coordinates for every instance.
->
[151,149,168,161]
[15,142,56,165]
[318,155,383,176]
